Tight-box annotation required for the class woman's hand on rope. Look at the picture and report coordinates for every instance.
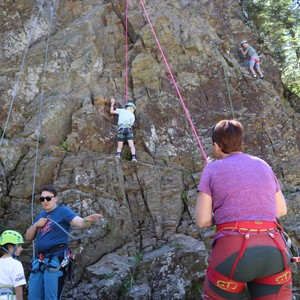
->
[111,98,115,105]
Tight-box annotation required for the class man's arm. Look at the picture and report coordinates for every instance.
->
[195,192,214,228]
[25,218,48,241]
[70,213,103,229]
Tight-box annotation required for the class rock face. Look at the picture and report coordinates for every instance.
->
[0,0,299,299]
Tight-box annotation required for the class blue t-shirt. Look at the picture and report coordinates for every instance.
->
[35,206,77,254]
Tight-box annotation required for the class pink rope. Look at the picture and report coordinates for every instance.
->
[139,0,208,163]
[125,0,129,103]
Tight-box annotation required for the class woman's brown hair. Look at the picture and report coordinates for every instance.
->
[212,120,243,154]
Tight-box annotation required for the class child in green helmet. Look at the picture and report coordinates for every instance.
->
[110,98,137,162]
[0,230,26,300]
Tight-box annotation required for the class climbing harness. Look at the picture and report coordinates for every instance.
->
[207,220,297,292]
[0,287,15,298]
[279,222,300,263]
[118,126,133,135]
[31,247,75,282]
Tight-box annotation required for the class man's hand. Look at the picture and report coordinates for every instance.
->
[34,218,48,228]
[84,213,104,222]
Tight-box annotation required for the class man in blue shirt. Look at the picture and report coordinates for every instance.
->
[25,185,103,300]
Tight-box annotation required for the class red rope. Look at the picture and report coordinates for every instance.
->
[139,0,208,163]
[125,0,129,103]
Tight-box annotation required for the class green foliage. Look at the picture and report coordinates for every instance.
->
[59,141,69,151]
[181,192,188,202]
[133,251,144,264]
[172,241,184,249]
[120,252,143,295]
[241,0,300,96]
[121,147,132,160]
[120,271,137,295]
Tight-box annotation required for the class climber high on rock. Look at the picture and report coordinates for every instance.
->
[110,98,137,162]
[240,40,264,79]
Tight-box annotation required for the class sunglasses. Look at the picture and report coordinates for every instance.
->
[40,196,55,202]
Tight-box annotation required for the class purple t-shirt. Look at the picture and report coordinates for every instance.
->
[198,153,279,224]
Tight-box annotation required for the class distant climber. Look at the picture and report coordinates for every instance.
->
[240,40,264,79]
[110,98,137,162]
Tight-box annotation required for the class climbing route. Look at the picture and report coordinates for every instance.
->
[30,0,58,230]
[137,0,209,164]
[0,0,47,148]
[125,0,129,103]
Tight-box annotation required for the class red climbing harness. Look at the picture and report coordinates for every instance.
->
[207,265,245,293]
[250,57,261,63]
[206,220,292,291]
[215,220,278,233]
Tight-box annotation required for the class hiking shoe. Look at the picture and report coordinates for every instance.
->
[252,75,257,79]
[131,156,137,162]
[260,75,264,79]
[115,153,121,159]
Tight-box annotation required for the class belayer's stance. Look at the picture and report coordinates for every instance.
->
[110,98,137,162]
[0,230,26,300]
[25,185,103,300]
[195,120,292,300]
[240,40,264,79]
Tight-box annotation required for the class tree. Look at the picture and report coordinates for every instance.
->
[241,0,300,96]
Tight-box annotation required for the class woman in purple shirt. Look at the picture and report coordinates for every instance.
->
[195,120,292,300]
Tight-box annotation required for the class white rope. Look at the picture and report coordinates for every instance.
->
[0,0,46,148]
[30,0,59,257]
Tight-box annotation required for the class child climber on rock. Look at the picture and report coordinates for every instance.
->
[110,98,137,162]
[240,40,264,79]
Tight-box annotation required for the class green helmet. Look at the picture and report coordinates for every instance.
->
[0,230,24,246]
